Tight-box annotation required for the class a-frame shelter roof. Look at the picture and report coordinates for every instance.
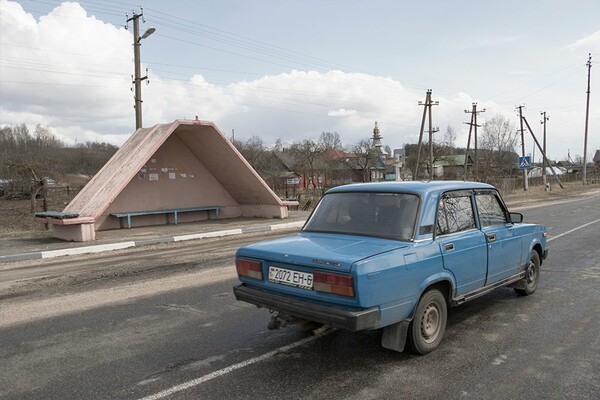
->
[63,119,285,220]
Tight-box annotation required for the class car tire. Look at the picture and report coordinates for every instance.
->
[408,288,447,355]
[515,250,540,296]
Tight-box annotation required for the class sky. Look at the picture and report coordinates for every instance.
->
[0,0,599,161]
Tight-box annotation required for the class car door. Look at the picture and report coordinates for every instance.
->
[436,190,488,295]
[474,190,523,283]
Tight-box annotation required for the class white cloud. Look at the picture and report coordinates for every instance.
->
[328,108,358,117]
[0,1,597,160]
[564,31,600,50]
[0,0,134,143]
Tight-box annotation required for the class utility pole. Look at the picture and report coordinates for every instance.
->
[540,111,550,190]
[413,90,439,180]
[463,103,485,181]
[517,105,528,191]
[582,53,592,185]
[522,116,564,189]
[126,9,155,130]
[463,110,474,180]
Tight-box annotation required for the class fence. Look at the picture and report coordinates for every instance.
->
[487,172,599,194]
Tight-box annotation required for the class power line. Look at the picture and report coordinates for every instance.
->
[29,0,124,17]
[142,6,359,73]
[483,58,584,101]
[0,80,117,88]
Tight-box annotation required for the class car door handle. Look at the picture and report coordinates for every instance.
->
[444,243,454,251]
[487,233,496,242]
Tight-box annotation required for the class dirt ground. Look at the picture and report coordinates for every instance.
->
[0,187,78,239]
[0,181,598,240]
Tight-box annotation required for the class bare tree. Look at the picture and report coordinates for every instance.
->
[0,124,62,212]
[443,125,457,151]
[318,131,342,151]
[351,138,377,182]
[234,135,269,174]
[65,142,118,178]
[273,138,284,152]
[289,139,324,191]
[479,115,519,177]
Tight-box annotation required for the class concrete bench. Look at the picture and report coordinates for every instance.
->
[111,206,224,229]
[34,211,80,219]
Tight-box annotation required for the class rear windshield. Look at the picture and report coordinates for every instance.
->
[303,192,419,241]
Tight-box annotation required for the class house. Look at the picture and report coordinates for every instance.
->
[555,160,581,174]
[528,166,566,178]
[433,155,474,179]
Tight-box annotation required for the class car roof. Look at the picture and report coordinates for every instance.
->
[325,180,495,197]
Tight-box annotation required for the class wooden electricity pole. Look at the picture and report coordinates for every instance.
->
[582,53,592,185]
[463,103,485,181]
[517,105,528,191]
[126,9,154,130]
[540,111,550,190]
[413,90,439,180]
[522,116,564,189]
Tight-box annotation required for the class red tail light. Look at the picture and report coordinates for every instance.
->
[313,271,354,297]
[236,258,263,280]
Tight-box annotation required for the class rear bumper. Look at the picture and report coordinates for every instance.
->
[543,248,549,260]
[233,284,380,331]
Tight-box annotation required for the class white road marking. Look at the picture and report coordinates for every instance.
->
[138,332,331,400]
[41,242,136,258]
[173,229,243,241]
[270,221,305,231]
[547,218,600,242]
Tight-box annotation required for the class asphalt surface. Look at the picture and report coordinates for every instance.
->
[0,195,599,399]
[0,211,312,263]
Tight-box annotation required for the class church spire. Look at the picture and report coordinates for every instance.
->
[372,121,383,152]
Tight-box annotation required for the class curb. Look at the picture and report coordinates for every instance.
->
[0,220,306,264]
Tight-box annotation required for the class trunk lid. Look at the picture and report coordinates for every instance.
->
[238,232,407,272]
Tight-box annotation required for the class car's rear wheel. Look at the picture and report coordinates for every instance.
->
[408,288,447,354]
[515,250,540,296]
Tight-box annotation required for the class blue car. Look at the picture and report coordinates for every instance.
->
[233,181,548,354]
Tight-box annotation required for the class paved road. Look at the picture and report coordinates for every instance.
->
[1,196,599,400]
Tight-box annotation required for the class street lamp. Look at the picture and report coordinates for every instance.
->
[128,11,155,130]
[141,27,155,40]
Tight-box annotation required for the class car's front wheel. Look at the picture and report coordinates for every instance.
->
[515,250,540,296]
[408,288,447,354]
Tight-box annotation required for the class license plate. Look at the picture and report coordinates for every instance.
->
[268,266,313,290]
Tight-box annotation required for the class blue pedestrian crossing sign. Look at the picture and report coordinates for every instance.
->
[518,156,532,169]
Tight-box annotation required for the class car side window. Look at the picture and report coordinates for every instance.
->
[475,193,507,227]
[436,194,476,236]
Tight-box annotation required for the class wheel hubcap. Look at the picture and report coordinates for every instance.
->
[420,303,440,343]
[527,260,536,284]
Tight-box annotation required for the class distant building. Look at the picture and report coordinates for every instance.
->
[433,155,474,180]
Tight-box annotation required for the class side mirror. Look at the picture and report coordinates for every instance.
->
[509,212,523,223]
